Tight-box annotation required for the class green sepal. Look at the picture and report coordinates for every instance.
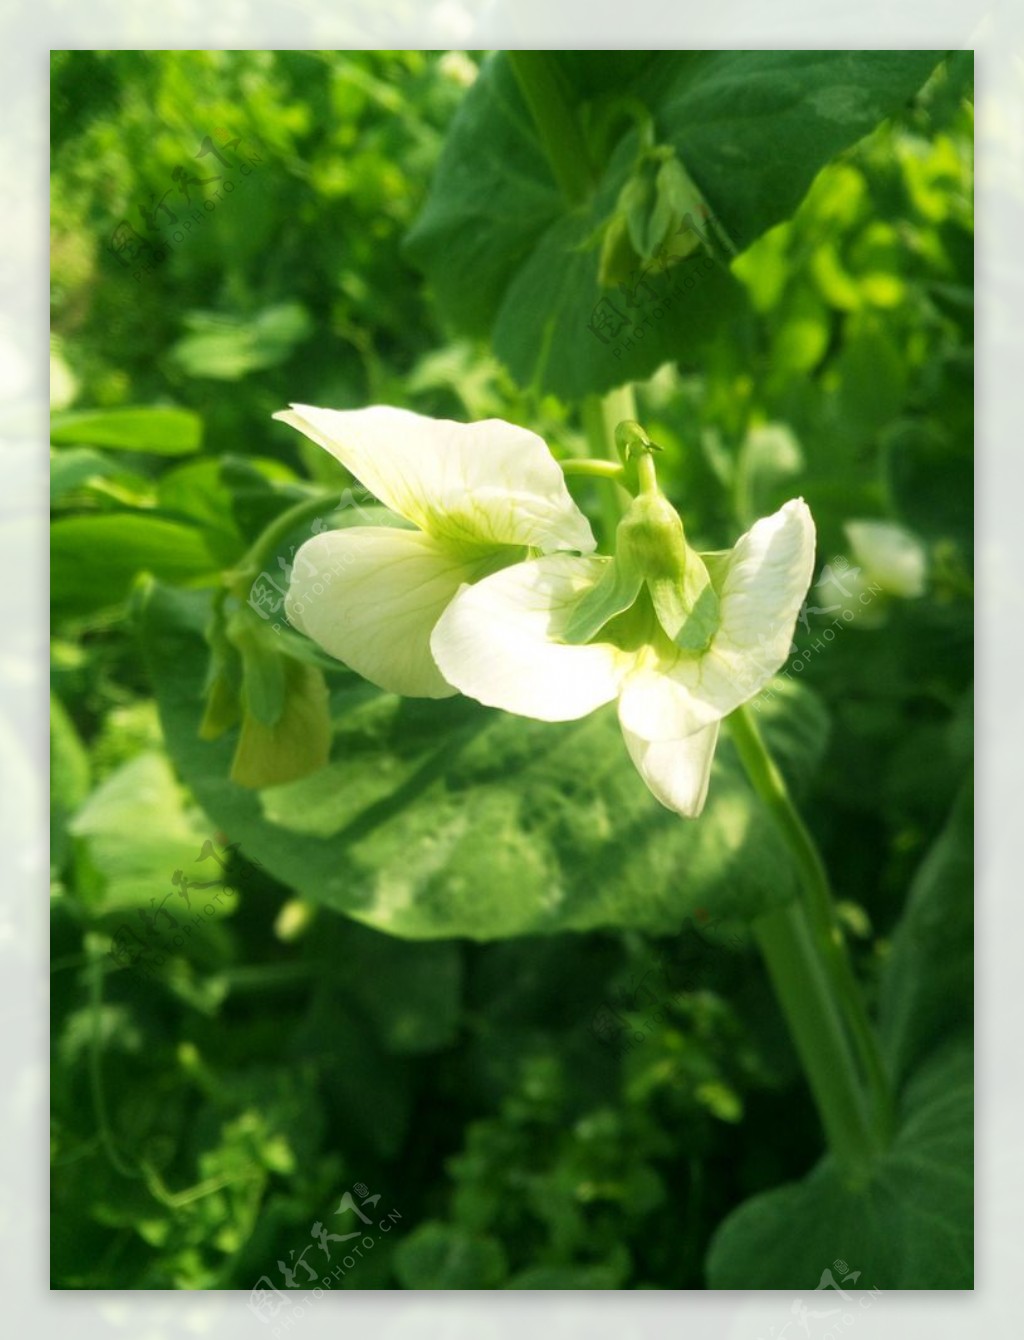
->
[198,663,241,740]
[597,212,640,289]
[616,491,722,653]
[648,548,720,653]
[198,606,242,741]
[230,658,332,790]
[622,169,656,258]
[699,549,732,592]
[562,554,645,645]
[655,157,708,257]
[228,611,287,728]
[645,180,677,259]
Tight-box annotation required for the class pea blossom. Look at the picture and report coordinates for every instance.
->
[274,404,596,697]
[431,488,816,818]
[276,404,816,820]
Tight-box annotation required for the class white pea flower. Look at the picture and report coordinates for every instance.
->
[844,520,927,599]
[431,491,816,818]
[273,405,595,697]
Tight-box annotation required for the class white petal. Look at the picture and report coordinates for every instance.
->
[617,664,704,741]
[430,556,629,722]
[274,404,595,554]
[620,719,720,819]
[623,498,816,738]
[284,527,486,698]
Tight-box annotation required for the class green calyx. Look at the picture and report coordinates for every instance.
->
[564,428,720,653]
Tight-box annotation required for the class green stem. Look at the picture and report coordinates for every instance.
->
[581,385,638,544]
[87,945,262,1206]
[728,703,894,1144]
[560,459,627,482]
[226,492,341,598]
[635,451,659,496]
[86,950,142,1181]
[753,901,878,1178]
[506,51,594,205]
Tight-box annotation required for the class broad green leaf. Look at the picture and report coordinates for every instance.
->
[50,448,127,506]
[655,51,941,252]
[706,1039,973,1288]
[67,751,215,916]
[878,777,973,1083]
[138,583,829,941]
[51,513,218,617]
[403,53,562,337]
[50,406,202,455]
[493,200,740,400]
[156,459,246,565]
[407,51,941,398]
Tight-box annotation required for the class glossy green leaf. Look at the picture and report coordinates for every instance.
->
[50,406,202,455]
[52,514,218,616]
[138,583,829,942]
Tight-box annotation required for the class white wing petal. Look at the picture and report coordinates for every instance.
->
[430,556,629,722]
[284,527,484,698]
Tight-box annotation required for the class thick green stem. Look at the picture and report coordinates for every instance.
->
[729,703,894,1144]
[506,51,594,205]
[753,901,878,1178]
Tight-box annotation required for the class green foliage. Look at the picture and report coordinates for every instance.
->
[52,513,219,617]
[50,49,972,1291]
[879,779,973,1082]
[407,51,943,397]
[139,582,828,938]
[706,1039,972,1288]
[51,406,203,454]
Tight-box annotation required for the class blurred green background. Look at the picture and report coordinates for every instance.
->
[50,50,972,1289]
